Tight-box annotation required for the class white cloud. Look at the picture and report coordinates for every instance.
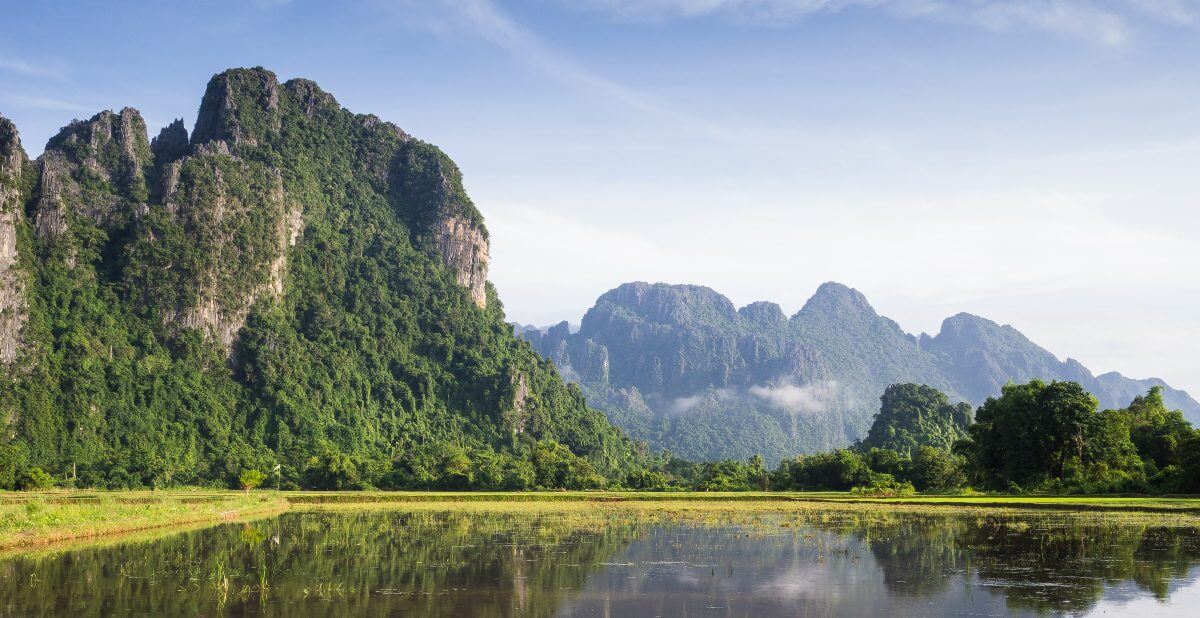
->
[749,380,841,415]
[1,93,92,112]
[430,0,742,143]
[669,393,706,413]
[572,0,1197,45]
[0,57,67,81]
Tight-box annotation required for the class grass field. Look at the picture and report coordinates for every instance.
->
[0,492,286,551]
[2,490,1199,552]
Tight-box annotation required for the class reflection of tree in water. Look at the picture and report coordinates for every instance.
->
[795,510,1200,614]
[0,510,644,617]
[854,515,968,597]
[957,516,1200,614]
[811,511,1200,614]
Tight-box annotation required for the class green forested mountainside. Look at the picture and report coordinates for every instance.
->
[858,383,972,456]
[0,67,643,490]
[519,282,1200,463]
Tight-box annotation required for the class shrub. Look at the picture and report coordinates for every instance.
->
[238,469,266,492]
[850,477,915,497]
[19,467,55,491]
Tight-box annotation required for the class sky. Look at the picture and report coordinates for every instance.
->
[1,0,1198,396]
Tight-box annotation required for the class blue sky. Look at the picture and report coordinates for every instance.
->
[2,0,1199,397]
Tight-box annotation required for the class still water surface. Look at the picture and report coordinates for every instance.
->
[2,508,1199,616]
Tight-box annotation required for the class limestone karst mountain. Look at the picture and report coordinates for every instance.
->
[0,67,640,489]
[520,281,1200,463]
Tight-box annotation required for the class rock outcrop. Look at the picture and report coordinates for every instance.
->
[434,215,489,307]
[0,117,27,365]
[0,67,636,490]
[150,119,189,165]
[33,108,152,248]
[392,140,490,308]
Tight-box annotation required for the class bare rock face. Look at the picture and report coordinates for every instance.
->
[392,141,491,308]
[151,118,189,164]
[0,117,28,365]
[153,151,301,352]
[434,215,489,307]
[33,108,152,244]
[192,68,281,147]
[505,371,531,435]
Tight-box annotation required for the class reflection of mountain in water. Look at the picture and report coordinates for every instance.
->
[1,510,1199,616]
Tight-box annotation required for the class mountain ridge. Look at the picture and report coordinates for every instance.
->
[519,281,1199,463]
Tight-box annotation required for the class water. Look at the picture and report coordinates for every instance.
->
[2,508,1199,616]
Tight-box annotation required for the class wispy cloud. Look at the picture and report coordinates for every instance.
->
[749,379,842,415]
[573,0,1197,45]
[442,0,675,116]
[432,0,740,142]
[1,93,92,113]
[0,56,67,81]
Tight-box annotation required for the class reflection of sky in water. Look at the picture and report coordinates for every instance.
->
[1084,574,1200,617]
[558,528,1200,617]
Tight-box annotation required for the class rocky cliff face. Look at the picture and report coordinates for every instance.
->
[0,117,27,365]
[391,141,490,308]
[0,68,633,490]
[33,108,151,246]
[433,215,489,307]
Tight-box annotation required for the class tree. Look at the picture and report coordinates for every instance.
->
[1125,387,1193,471]
[908,446,965,491]
[749,454,769,491]
[776,449,880,490]
[959,380,1136,488]
[239,469,266,493]
[859,384,972,456]
[20,467,55,491]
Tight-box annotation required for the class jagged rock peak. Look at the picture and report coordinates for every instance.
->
[43,107,152,179]
[939,312,1007,333]
[192,66,281,146]
[928,312,1037,348]
[34,108,152,240]
[283,78,339,118]
[151,118,189,164]
[738,301,786,326]
[588,282,738,326]
[799,281,875,315]
[0,116,26,176]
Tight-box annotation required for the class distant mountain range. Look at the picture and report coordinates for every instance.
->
[517,281,1200,463]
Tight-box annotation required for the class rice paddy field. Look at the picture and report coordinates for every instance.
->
[3,490,1199,552]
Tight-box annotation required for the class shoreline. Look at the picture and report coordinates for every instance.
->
[2,490,1198,554]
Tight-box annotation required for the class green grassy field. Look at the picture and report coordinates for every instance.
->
[2,490,1198,552]
[0,492,286,551]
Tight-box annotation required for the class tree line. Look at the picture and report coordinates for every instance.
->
[627,381,1200,494]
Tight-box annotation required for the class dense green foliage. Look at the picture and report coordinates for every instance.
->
[958,380,1141,490]
[858,383,972,455]
[768,381,1199,495]
[0,68,645,491]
